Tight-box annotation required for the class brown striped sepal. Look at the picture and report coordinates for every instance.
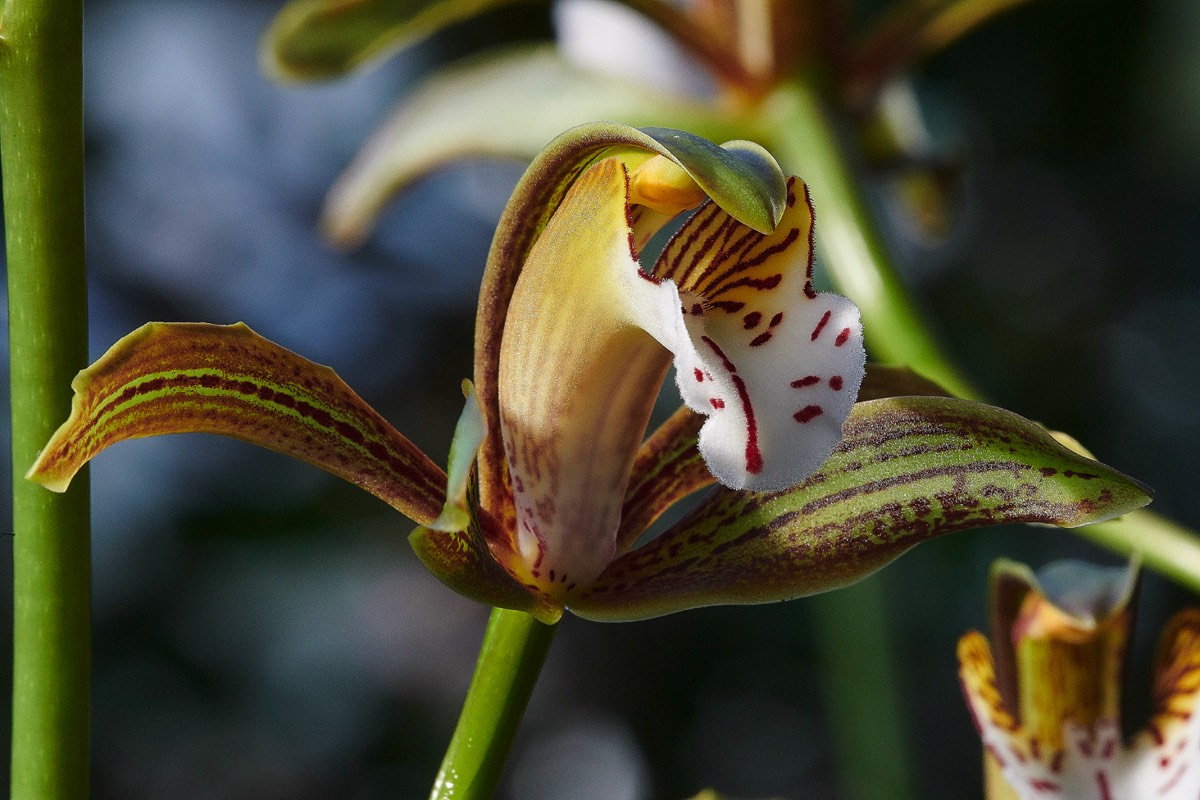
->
[616,364,954,551]
[568,396,1152,621]
[27,322,447,527]
[959,561,1200,800]
[473,123,786,534]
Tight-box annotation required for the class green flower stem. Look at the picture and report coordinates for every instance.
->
[0,1,92,799]
[809,575,919,800]
[430,608,558,800]
[762,76,980,402]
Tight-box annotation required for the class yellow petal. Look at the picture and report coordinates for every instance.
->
[498,157,678,601]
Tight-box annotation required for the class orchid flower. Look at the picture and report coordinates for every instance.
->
[28,124,1149,625]
[959,559,1200,799]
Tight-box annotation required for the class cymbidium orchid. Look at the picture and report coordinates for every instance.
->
[28,124,1149,626]
[959,559,1200,800]
[27,124,1152,798]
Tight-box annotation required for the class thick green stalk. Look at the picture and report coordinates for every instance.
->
[0,1,93,799]
[430,608,558,800]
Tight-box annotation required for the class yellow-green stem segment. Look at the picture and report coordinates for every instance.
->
[430,608,558,800]
[0,1,92,798]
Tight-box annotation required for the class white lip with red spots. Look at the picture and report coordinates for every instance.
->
[641,179,866,492]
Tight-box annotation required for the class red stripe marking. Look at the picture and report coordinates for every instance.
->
[791,375,820,388]
[835,327,852,346]
[749,332,773,347]
[710,398,725,409]
[743,311,762,330]
[700,335,762,474]
[811,311,832,341]
[794,405,823,424]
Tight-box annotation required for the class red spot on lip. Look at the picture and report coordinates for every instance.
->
[794,405,823,423]
[769,311,783,327]
[834,327,852,346]
[690,303,704,315]
[829,375,843,390]
[749,332,773,347]
[742,311,762,330]
[710,398,725,409]
[791,375,820,388]
[694,368,705,382]
[811,310,831,341]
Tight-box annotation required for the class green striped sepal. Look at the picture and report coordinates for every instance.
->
[570,396,1152,621]
[260,0,540,81]
[27,322,447,527]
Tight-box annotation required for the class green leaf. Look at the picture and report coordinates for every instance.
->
[570,396,1153,621]
[323,45,745,248]
[856,363,953,401]
[260,0,541,81]
[27,322,447,527]
[473,121,787,533]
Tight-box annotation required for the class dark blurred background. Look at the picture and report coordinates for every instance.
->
[2,0,1199,797]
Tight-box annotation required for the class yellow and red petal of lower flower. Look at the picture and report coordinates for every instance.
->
[1137,609,1200,797]
[27,322,446,527]
[569,397,1152,621]
[961,609,1200,799]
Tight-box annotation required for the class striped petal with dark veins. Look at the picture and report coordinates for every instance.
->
[570,396,1152,621]
[28,322,446,526]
